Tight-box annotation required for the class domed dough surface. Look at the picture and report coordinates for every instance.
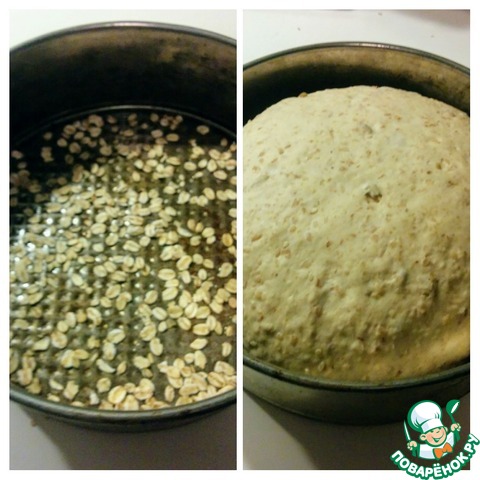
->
[243,86,469,382]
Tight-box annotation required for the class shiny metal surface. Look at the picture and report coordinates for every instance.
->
[243,42,469,424]
[11,21,236,138]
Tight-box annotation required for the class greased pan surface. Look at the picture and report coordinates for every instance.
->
[10,23,237,431]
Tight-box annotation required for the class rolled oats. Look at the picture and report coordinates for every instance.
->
[10,110,236,412]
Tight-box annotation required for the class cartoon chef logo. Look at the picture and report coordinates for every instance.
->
[405,400,461,460]
[391,399,478,477]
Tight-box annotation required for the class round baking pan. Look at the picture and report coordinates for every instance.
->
[10,22,236,431]
[243,42,469,425]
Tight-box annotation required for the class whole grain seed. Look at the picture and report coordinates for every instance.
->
[213,170,227,180]
[62,381,79,401]
[135,378,155,401]
[193,323,210,336]
[162,287,178,301]
[139,236,151,247]
[140,324,156,341]
[75,309,87,323]
[33,337,50,351]
[218,262,234,278]
[89,391,100,405]
[134,257,146,271]
[105,233,119,246]
[137,303,152,317]
[144,290,158,305]
[102,342,116,361]
[123,240,141,253]
[111,271,128,282]
[91,243,104,255]
[96,359,115,373]
[179,384,199,397]
[65,312,77,327]
[95,212,109,224]
[115,292,131,310]
[93,265,107,277]
[184,302,198,319]
[158,321,168,333]
[149,338,164,356]
[173,358,185,370]
[222,342,233,357]
[224,325,235,337]
[190,338,208,350]
[108,385,127,405]
[179,270,191,284]
[152,307,167,321]
[196,306,211,319]
[206,316,217,331]
[221,233,234,247]
[56,320,69,333]
[168,376,184,389]
[105,284,121,299]
[51,330,68,349]
[49,378,64,391]
[190,235,201,246]
[104,261,116,273]
[117,361,127,374]
[99,400,113,410]
[207,372,225,388]
[209,300,223,314]
[177,317,192,331]
[28,292,43,305]
[184,353,195,365]
[168,305,183,318]
[214,322,223,336]
[107,328,126,344]
[119,395,140,411]
[166,133,179,142]
[74,349,89,360]
[60,349,80,369]
[196,125,210,135]
[165,278,180,288]
[133,356,152,369]
[203,259,215,269]
[91,223,107,235]
[207,159,217,172]
[96,377,111,393]
[194,350,207,370]
[225,278,237,293]
[214,360,235,376]
[164,385,175,403]
[86,307,102,325]
[176,396,193,406]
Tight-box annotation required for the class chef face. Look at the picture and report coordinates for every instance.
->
[420,426,448,446]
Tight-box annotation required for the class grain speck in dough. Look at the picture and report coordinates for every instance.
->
[243,86,470,382]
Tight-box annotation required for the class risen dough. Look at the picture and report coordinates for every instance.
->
[243,86,469,382]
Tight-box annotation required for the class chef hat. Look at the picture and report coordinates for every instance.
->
[408,401,444,433]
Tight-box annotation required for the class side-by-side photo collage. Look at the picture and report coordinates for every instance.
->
[8,7,473,475]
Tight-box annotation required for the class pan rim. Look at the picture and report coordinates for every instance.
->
[11,20,236,55]
[244,353,469,393]
[243,41,469,75]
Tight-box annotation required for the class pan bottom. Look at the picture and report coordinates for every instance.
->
[10,106,237,423]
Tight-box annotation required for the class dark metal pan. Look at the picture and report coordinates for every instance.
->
[10,22,236,432]
[243,42,469,425]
